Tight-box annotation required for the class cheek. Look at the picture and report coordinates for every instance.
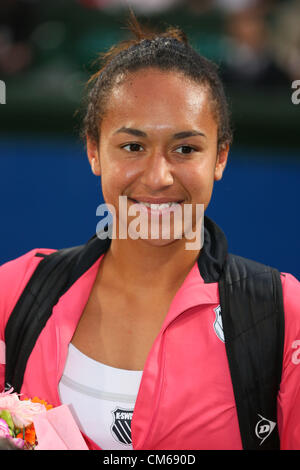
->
[180,163,215,196]
[100,159,140,200]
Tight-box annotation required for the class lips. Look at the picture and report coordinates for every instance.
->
[129,197,184,204]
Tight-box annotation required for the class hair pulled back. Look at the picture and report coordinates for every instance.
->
[81,13,233,150]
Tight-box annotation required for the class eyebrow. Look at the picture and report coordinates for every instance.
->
[114,127,206,139]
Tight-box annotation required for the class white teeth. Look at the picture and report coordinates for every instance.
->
[138,202,180,210]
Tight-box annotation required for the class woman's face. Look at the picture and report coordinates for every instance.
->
[87,68,229,246]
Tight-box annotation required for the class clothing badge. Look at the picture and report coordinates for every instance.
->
[213,305,225,342]
[111,407,133,445]
[255,414,277,445]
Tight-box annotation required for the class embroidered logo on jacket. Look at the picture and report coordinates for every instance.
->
[213,305,225,342]
[111,407,133,445]
[255,414,276,445]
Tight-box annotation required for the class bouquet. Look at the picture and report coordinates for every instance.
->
[0,388,51,449]
[0,388,88,450]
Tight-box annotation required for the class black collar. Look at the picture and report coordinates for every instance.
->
[197,216,228,283]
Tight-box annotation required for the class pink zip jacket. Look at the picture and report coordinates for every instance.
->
[0,226,300,450]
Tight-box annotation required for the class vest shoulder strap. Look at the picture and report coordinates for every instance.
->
[4,233,110,394]
[218,253,285,450]
[5,245,83,393]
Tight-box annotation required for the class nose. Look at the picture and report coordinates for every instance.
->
[140,150,174,191]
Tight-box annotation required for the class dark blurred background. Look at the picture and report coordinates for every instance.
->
[0,0,299,278]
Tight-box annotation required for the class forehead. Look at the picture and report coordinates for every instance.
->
[101,68,216,133]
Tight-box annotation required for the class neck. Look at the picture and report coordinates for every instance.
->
[100,235,201,296]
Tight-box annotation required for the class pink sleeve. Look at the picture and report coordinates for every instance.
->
[277,272,300,449]
[0,248,56,391]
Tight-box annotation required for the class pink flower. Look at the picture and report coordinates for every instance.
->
[0,388,46,428]
[0,418,11,438]
[11,437,25,449]
[0,418,24,448]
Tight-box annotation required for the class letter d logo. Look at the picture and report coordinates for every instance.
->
[255,414,276,445]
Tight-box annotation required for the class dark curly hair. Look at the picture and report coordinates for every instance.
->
[80,13,233,151]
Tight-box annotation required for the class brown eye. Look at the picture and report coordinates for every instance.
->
[122,143,143,152]
[175,145,196,155]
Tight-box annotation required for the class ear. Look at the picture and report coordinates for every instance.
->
[214,143,229,181]
[86,134,101,176]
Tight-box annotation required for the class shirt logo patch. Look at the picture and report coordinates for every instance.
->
[213,305,225,343]
[255,414,276,445]
[111,407,133,445]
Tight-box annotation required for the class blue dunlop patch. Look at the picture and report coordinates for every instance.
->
[111,407,134,445]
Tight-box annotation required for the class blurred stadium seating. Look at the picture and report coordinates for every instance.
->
[0,0,299,146]
[0,0,299,277]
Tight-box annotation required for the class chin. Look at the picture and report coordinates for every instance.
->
[137,235,182,248]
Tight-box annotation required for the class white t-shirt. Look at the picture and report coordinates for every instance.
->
[58,343,143,450]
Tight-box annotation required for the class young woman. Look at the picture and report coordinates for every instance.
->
[0,20,299,450]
